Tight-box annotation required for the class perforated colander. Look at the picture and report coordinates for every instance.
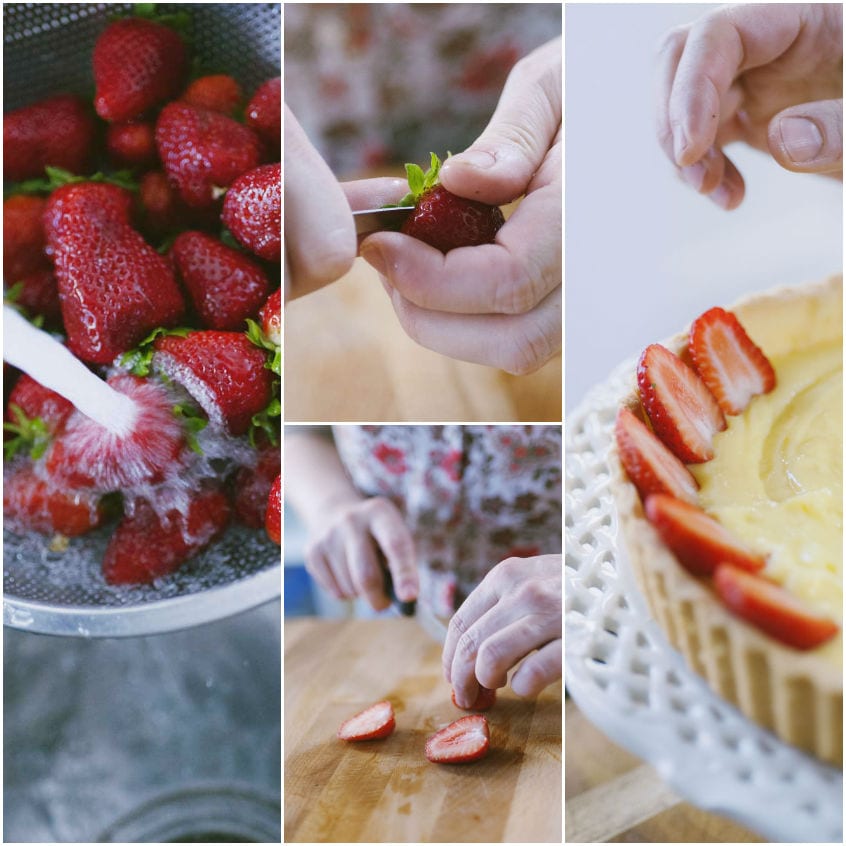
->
[3,3,281,637]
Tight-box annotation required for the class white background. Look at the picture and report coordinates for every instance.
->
[564,3,843,411]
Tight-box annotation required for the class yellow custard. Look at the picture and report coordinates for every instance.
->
[691,341,843,660]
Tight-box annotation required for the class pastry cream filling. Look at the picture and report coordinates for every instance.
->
[691,341,842,658]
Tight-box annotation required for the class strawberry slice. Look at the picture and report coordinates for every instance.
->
[645,494,766,577]
[451,686,497,712]
[615,407,699,504]
[637,343,726,463]
[714,564,839,650]
[425,714,490,763]
[337,700,396,742]
[689,307,776,415]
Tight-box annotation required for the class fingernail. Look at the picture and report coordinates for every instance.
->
[449,149,497,170]
[360,243,386,276]
[709,182,732,210]
[779,116,824,163]
[673,125,688,165]
[680,162,707,191]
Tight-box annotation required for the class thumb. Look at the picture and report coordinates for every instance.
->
[768,99,843,174]
[440,37,561,205]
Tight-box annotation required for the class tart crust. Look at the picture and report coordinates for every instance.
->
[612,276,843,766]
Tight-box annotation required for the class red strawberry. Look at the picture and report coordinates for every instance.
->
[266,474,281,545]
[233,443,280,528]
[644,494,766,577]
[156,102,262,208]
[452,686,497,712]
[3,465,104,537]
[103,485,231,585]
[138,170,188,236]
[221,163,281,262]
[637,343,726,463]
[106,120,157,167]
[337,700,396,742]
[614,407,699,504]
[6,268,63,332]
[172,231,270,331]
[714,564,839,650]
[246,77,281,150]
[689,307,777,416]
[93,17,187,122]
[4,195,48,280]
[4,94,95,181]
[153,330,274,436]
[44,182,185,364]
[6,374,74,436]
[399,154,504,253]
[258,288,281,347]
[425,714,490,763]
[183,74,243,115]
[46,373,186,491]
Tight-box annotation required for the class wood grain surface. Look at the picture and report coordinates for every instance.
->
[285,618,562,843]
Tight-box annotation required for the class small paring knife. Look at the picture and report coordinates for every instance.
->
[353,206,412,236]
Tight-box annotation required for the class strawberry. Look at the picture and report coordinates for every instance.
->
[637,343,726,463]
[399,153,505,253]
[614,407,699,504]
[183,74,243,115]
[258,288,281,347]
[106,120,157,167]
[46,373,186,492]
[172,231,270,331]
[44,182,185,364]
[3,465,104,537]
[246,77,281,150]
[93,17,188,122]
[138,170,190,236]
[221,163,281,262]
[156,102,262,208]
[266,474,281,545]
[337,700,396,741]
[689,307,777,416]
[425,714,490,763]
[6,268,63,331]
[153,330,275,436]
[452,686,497,712]
[233,443,280,528]
[4,94,95,181]
[4,195,48,281]
[644,494,766,577]
[714,564,839,650]
[102,485,231,585]
[5,374,74,452]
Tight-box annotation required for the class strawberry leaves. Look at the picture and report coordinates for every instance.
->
[5,166,138,198]
[398,151,442,207]
[3,404,51,462]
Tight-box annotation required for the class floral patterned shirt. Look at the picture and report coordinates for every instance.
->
[333,425,562,618]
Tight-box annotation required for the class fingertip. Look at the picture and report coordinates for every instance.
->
[440,145,530,204]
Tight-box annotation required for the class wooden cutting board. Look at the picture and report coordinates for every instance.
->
[285,618,562,843]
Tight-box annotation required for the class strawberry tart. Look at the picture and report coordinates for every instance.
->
[612,276,842,765]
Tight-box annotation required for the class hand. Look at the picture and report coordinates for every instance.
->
[442,554,561,708]
[304,495,418,611]
[284,106,357,301]
[357,37,562,375]
[657,4,843,210]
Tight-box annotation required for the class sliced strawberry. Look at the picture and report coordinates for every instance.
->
[337,700,396,741]
[714,564,839,650]
[637,343,726,463]
[689,307,776,416]
[425,714,490,763]
[645,494,766,577]
[615,407,699,504]
[266,474,281,545]
[451,686,496,712]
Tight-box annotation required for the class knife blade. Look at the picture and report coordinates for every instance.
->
[353,206,412,236]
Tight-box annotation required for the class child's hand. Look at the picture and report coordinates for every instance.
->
[304,495,418,611]
[442,554,561,708]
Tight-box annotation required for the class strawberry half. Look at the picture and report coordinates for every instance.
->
[266,474,281,545]
[425,714,490,763]
[645,494,766,577]
[615,407,699,504]
[337,700,396,741]
[452,686,497,712]
[689,307,776,416]
[714,564,839,650]
[637,343,726,463]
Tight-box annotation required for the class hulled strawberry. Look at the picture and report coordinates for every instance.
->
[44,182,185,364]
[103,485,231,585]
[266,474,281,545]
[183,74,243,115]
[221,163,281,262]
[398,153,505,253]
[246,77,281,151]
[233,442,280,528]
[106,120,157,167]
[156,102,262,208]
[172,231,270,331]
[93,17,188,122]
[4,94,95,181]
[152,330,275,436]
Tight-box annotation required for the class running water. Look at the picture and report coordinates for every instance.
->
[3,306,138,437]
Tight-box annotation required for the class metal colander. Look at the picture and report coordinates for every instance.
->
[4,3,281,637]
